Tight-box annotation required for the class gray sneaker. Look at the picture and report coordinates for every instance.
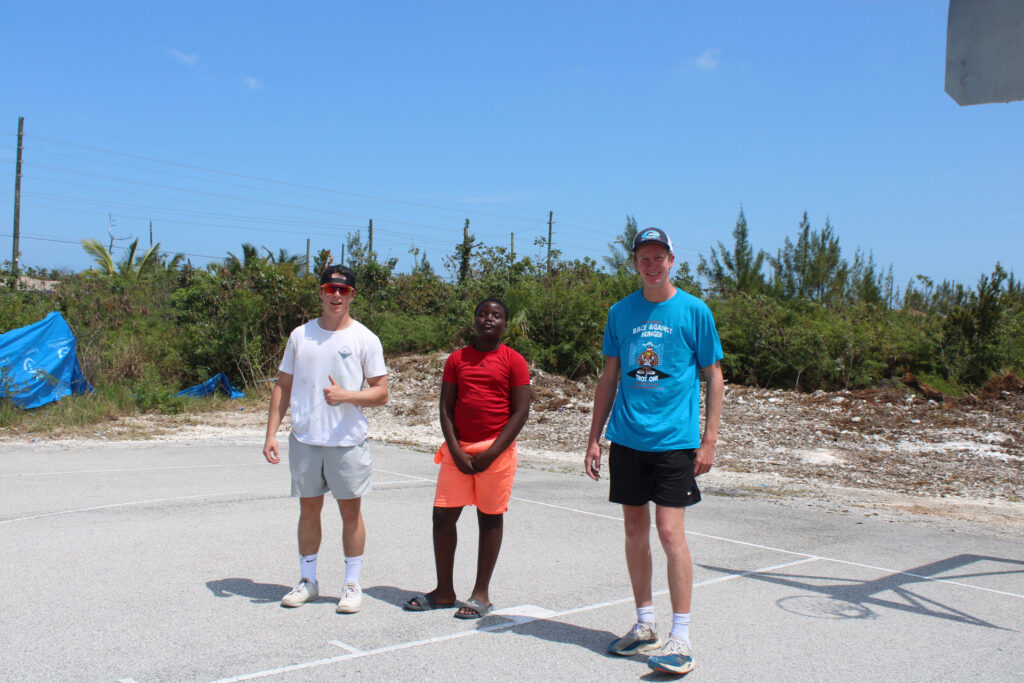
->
[336,582,363,613]
[608,622,662,656]
[647,638,695,675]
[281,578,319,608]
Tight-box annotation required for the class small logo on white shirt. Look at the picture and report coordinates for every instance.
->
[338,348,352,359]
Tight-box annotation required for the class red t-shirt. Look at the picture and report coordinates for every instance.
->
[442,343,531,443]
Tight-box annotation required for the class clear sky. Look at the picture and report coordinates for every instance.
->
[1,1,1021,291]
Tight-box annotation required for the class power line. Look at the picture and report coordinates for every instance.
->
[28,134,556,225]
[0,232,227,261]
[25,146,545,234]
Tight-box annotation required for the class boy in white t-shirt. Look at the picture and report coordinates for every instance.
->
[263,265,389,614]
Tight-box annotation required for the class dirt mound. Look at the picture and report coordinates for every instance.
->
[977,371,1024,399]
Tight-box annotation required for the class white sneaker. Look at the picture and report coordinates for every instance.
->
[336,582,363,613]
[281,578,319,608]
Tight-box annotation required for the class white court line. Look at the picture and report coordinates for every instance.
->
[208,557,817,682]
[0,463,264,477]
[514,496,1024,600]
[373,468,435,483]
[0,491,250,525]
[328,640,363,654]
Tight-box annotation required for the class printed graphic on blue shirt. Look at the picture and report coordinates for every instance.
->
[602,290,723,451]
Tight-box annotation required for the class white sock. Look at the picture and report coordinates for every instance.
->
[300,554,318,583]
[344,554,363,585]
[636,605,655,625]
[670,612,690,645]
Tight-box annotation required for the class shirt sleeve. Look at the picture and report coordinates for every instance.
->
[279,330,297,375]
[601,307,618,358]
[442,350,459,384]
[694,303,724,368]
[362,331,387,379]
[507,348,531,387]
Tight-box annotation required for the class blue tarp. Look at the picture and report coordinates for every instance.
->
[0,312,93,409]
[176,372,245,399]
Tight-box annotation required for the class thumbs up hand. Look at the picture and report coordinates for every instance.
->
[323,375,347,405]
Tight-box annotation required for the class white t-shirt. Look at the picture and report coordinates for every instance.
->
[279,318,387,446]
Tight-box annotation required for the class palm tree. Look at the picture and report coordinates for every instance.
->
[262,246,306,268]
[82,238,117,276]
[224,243,263,274]
[81,238,163,279]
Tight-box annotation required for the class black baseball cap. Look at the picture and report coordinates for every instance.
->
[320,265,356,288]
[632,227,674,255]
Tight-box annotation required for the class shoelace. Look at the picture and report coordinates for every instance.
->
[343,583,359,597]
[662,639,691,655]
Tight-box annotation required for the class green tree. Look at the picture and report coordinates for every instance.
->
[409,246,435,277]
[769,213,848,304]
[699,207,766,295]
[604,215,639,274]
[943,263,1008,385]
[223,243,264,275]
[81,238,162,280]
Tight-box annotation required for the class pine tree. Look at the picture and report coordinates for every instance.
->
[604,215,638,274]
[698,207,766,295]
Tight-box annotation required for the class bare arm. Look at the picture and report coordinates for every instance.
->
[585,356,620,480]
[439,380,476,474]
[323,374,389,407]
[695,360,723,476]
[263,372,293,464]
[473,384,532,472]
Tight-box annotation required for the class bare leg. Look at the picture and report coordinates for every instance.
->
[429,506,462,604]
[623,504,654,608]
[655,504,692,614]
[466,510,503,607]
[298,495,325,556]
[336,497,365,557]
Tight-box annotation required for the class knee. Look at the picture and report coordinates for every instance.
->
[432,507,460,531]
[655,523,688,552]
[338,504,362,526]
[299,497,324,518]
[477,510,503,530]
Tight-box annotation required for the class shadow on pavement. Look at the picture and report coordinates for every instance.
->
[700,553,1024,631]
[206,577,336,605]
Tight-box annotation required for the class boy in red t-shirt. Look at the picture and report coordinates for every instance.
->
[404,298,531,618]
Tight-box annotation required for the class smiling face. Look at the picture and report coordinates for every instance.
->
[320,280,355,318]
[474,300,508,342]
[633,243,675,289]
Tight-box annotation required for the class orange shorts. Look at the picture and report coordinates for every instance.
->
[433,439,518,514]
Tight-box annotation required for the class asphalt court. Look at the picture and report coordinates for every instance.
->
[1,441,1022,682]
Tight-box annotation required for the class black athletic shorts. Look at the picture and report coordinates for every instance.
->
[608,442,702,508]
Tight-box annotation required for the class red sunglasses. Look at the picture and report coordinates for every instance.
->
[320,283,354,295]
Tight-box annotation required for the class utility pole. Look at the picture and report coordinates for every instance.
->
[149,220,153,248]
[547,210,554,274]
[510,232,515,261]
[459,218,472,285]
[306,238,311,275]
[368,219,374,261]
[12,116,24,286]
[341,243,345,266]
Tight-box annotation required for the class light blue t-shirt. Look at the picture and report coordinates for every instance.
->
[602,289,723,451]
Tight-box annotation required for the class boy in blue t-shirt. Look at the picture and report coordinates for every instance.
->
[585,227,723,676]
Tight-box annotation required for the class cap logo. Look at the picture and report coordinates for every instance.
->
[641,230,661,240]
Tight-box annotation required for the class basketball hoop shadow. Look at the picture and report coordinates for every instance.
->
[701,553,1024,630]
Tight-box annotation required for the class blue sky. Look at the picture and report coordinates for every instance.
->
[1,1,1021,291]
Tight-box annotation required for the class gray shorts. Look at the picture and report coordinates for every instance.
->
[288,432,372,500]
